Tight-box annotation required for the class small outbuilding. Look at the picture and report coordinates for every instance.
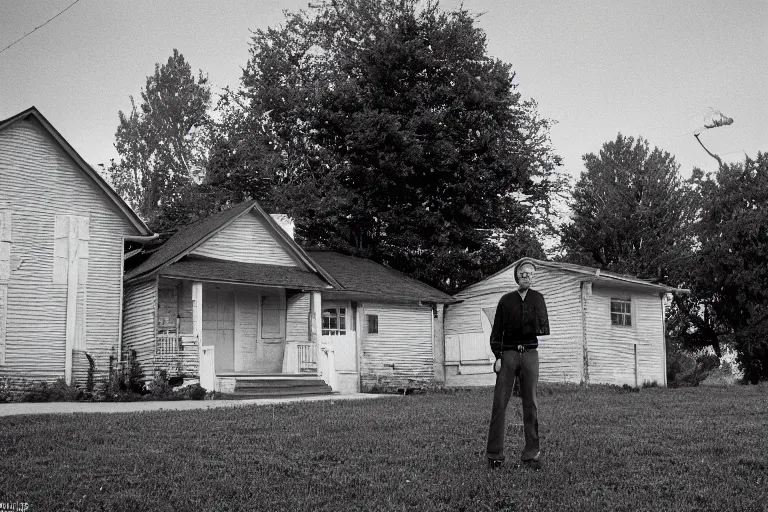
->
[0,107,154,387]
[444,258,686,387]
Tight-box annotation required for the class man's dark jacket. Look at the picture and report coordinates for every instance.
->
[489,289,549,357]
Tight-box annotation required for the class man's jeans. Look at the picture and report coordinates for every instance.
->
[486,349,539,461]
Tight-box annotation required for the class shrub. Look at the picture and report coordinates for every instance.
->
[22,378,80,402]
[181,383,207,400]
[84,352,96,393]
[0,377,12,403]
[147,370,176,399]
[668,350,722,387]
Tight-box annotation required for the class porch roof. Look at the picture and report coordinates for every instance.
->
[159,258,330,290]
[306,250,455,304]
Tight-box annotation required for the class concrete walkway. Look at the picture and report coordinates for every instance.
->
[0,393,392,417]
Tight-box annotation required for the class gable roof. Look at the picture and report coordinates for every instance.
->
[457,257,690,298]
[0,107,151,235]
[306,250,455,304]
[125,200,340,287]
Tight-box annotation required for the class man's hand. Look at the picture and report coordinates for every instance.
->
[493,357,502,374]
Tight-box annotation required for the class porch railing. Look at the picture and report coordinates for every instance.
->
[297,344,317,373]
[156,330,181,354]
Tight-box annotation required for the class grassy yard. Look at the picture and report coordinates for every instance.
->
[0,385,765,512]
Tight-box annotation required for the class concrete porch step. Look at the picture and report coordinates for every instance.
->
[219,386,336,400]
[234,378,330,389]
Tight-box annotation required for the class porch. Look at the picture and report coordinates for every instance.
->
[153,278,322,392]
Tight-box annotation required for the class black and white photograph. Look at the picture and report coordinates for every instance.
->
[1,1,766,510]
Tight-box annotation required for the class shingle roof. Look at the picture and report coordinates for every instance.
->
[0,106,151,235]
[125,201,256,281]
[160,258,330,289]
[124,200,339,287]
[458,257,690,297]
[306,250,455,304]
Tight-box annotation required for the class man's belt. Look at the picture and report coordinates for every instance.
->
[504,344,537,353]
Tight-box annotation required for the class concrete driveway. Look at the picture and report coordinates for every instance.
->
[0,393,391,417]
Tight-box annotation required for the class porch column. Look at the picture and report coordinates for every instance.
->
[192,281,203,350]
[311,291,332,385]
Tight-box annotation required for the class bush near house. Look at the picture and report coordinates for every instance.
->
[0,385,765,511]
[0,354,209,402]
[667,345,726,387]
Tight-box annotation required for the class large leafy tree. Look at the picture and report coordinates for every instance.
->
[669,154,768,381]
[105,49,212,230]
[212,0,563,293]
[561,134,697,280]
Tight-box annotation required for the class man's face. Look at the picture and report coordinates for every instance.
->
[517,264,535,291]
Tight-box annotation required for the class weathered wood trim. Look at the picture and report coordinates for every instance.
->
[660,293,668,387]
[310,291,323,381]
[432,304,446,384]
[581,281,590,386]
[192,281,203,366]
[0,284,6,365]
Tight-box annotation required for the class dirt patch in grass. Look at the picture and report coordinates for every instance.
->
[0,385,765,511]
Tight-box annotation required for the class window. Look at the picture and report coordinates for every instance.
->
[611,298,632,326]
[367,314,378,334]
[322,307,346,335]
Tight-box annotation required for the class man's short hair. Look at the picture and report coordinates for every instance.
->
[513,261,537,284]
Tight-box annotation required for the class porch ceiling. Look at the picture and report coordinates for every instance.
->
[159,258,331,289]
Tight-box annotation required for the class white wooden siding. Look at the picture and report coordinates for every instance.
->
[360,303,433,388]
[0,209,8,364]
[286,293,310,343]
[0,120,137,384]
[121,279,157,374]
[585,284,664,386]
[445,266,584,385]
[191,212,297,266]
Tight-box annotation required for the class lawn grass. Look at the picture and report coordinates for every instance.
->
[0,384,766,511]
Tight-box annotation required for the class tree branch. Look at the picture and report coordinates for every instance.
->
[672,294,722,358]
[694,133,723,168]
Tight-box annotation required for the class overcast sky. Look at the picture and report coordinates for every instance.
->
[1,0,766,183]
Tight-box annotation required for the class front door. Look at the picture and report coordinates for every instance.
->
[203,287,235,373]
[320,303,357,371]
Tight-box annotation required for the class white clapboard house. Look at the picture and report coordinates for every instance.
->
[122,200,454,396]
[0,107,155,387]
[444,258,687,387]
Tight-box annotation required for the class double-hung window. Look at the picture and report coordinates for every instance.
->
[610,298,632,326]
[322,307,346,335]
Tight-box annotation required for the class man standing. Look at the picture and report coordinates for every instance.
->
[486,260,549,469]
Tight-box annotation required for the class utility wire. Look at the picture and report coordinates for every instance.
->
[0,0,82,56]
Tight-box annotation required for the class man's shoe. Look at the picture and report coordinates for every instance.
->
[521,450,541,462]
[487,459,504,469]
[521,450,542,470]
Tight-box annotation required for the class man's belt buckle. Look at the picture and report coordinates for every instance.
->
[517,345,525,353]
